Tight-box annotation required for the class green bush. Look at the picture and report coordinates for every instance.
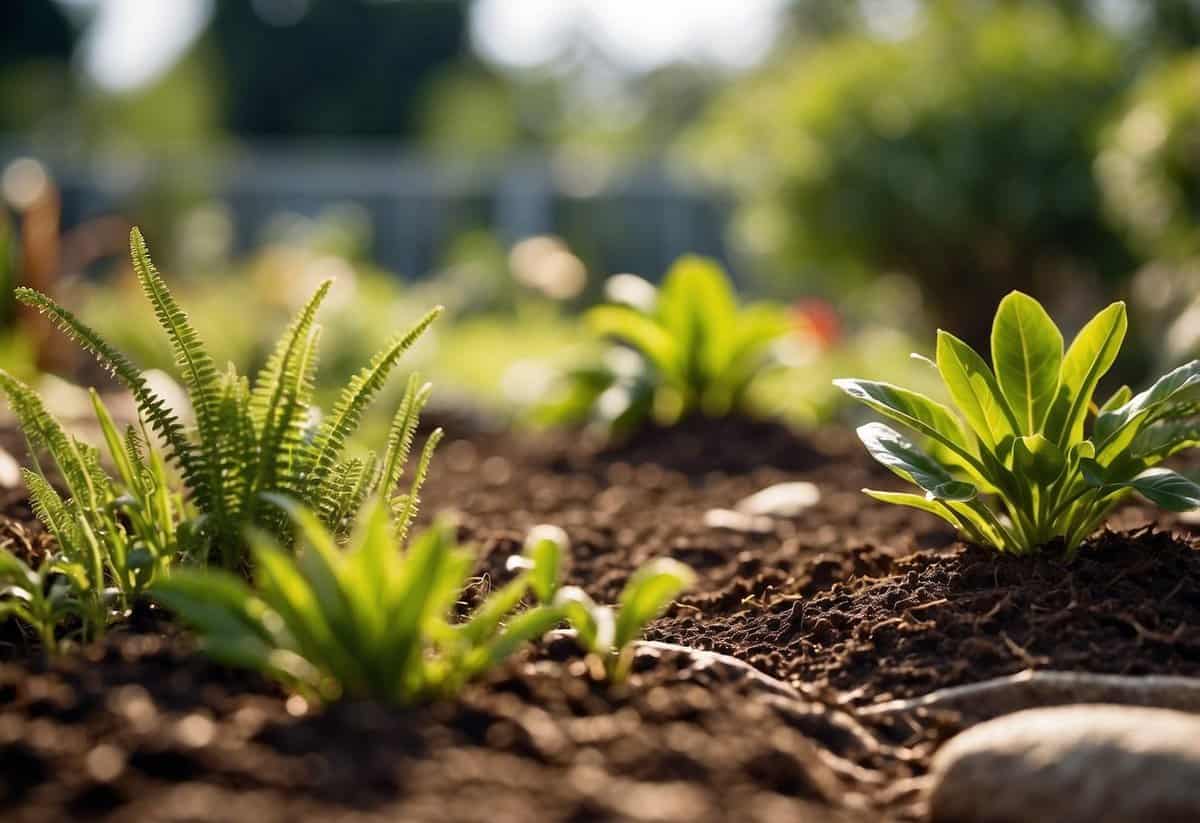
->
[1099,53,1200,261]
[693,6,1130,340]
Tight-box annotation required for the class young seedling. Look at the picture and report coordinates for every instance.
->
[17,228,442,569]
[0,549,82,654]
[538,256,789,434]
[155,499,566,703]
[837,291,1200,556]
[536,527,695,681]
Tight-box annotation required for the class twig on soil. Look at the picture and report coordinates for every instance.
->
[859,669,1200,722]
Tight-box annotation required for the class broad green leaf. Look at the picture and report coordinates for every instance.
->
[856,423,977,501]
[586,305,680,380]
[1129,419,1200,463]
[1095,361,1200,454]
[613,558,695,650]
[1043,302,1126,447]
[863,490,964,529]
[935,330,1017,449]
[656,255,737,378]
[1011,434,1066,485]
[833,379,976,464]
[1126,468,1200,511]
[990,291,1063,435]
[1098,385,1132,414]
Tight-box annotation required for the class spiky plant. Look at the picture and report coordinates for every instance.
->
[0,370,183,640]
[16,228,442,570]
[155,499,567,703]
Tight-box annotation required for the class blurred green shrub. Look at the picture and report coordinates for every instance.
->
[1099,53,1200,261]
[693,6,1131,342]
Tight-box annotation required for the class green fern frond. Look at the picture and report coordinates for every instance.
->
[392,428,443,545]
[128,227,225,518]
[22,468,81,555]
[300,306,441,506]
[319,455,377,537]
[216,364,254,527]
[379,373,433,500]
[247,283,329,510]
[13,287,195,484]
[0,369,104,515]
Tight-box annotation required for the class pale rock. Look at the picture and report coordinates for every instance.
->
[928,704,1200,823]
[735,482,820,518]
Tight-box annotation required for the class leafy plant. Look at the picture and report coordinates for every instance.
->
[837,292,1200,556]
[17,228,442,569]
[537,256,789,434]
[155,499,567,703]
[549,536,695,681]
[0,369,184,640]
[0,549,82,654]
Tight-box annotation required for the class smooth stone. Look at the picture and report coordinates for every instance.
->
[735,481,820,517]
[928,704,1200,823]
[702,508,773,534]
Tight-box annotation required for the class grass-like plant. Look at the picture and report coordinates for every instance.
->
[16,228,441,569]
[156,510,695,699]
[538,256,789,434]
[837,291,1200,556]
[156,499,568,702]
[0,370,184,641]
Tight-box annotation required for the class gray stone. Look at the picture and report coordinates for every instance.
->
[928,704,1200,823]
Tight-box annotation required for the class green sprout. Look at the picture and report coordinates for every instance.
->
[16,228,442,569]
[837,291,1200,556]
[0,549,83,655]
[538,256,789,435]
[155,499,568,703]
[533,528,695,682]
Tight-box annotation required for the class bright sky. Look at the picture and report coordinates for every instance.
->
[59,0,787,93]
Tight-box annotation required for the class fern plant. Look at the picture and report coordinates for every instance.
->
[537,256,789,435]
[155,498,567,702]
[17,228,442,569]
[837,292,1200,556]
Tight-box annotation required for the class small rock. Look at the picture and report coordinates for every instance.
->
[703,508,773,534]
[735,481,821,517]
[928,704,1200,823]
[0,448,18,488]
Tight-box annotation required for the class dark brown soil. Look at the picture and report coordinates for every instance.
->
[2,416,1200,822]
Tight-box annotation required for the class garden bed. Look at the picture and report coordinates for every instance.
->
[2,415,1199,821]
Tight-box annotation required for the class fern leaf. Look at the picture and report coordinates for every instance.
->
[299,306,441,506]
[0,369,103,514]
[22,468,82,559]
[318,455,377,537]
[392,428,442,546]
[13,287,195,487]
[379,374,433,500]
[216,364,254,525]
[128,228,225,517]
[247,279,328,510]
